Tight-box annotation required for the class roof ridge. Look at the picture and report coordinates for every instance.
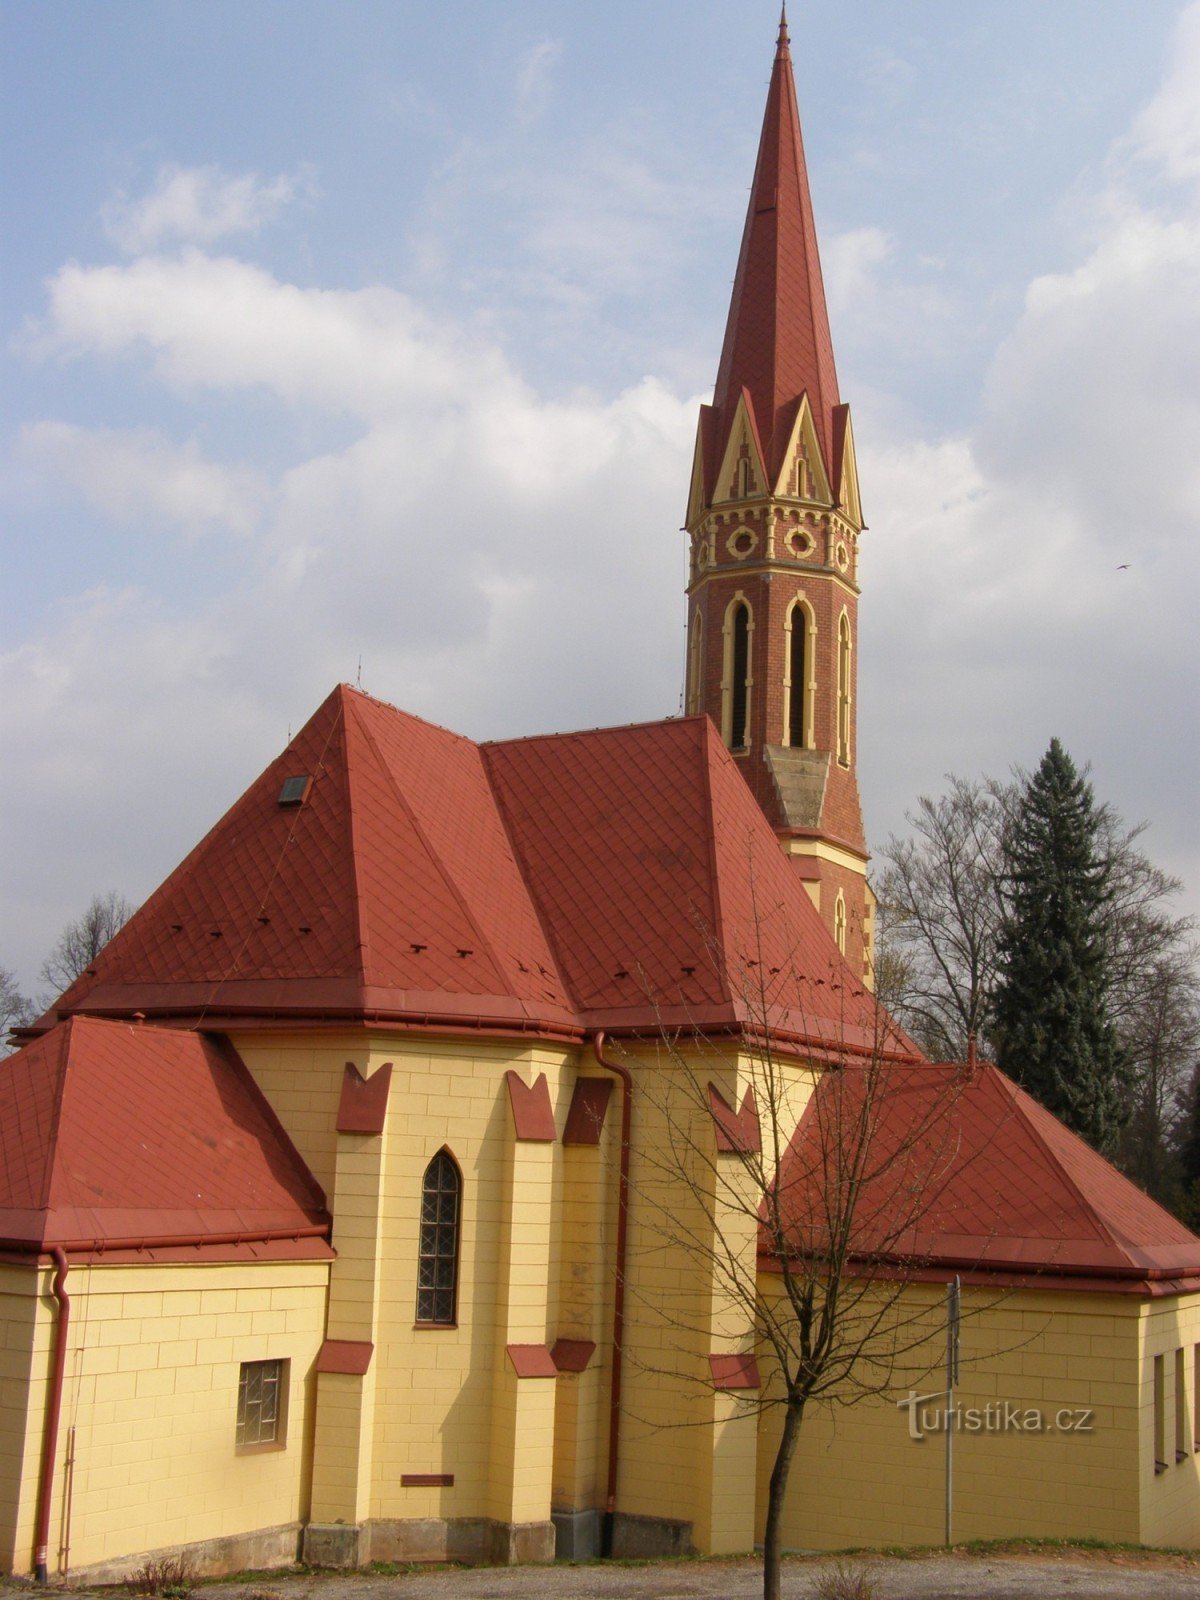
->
[34,1016,75,1229]
[478,743,579,1017]
[346,695,517,998]
[341,692,373,996]
[993,1068,1123,1253]
[696,719,733,1009]
[483,713,709,753]
[340,681,478,746]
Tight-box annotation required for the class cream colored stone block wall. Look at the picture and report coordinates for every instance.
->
[757,1282,1154,1550]
[10,1259,327,1580]
[616,1044,814,1550]
[0,1266,50,1574]
[551,1089,618,1514]
[364,1039,573,1530]
[1138,1294,1200,1547]
[235,1033,360,1200]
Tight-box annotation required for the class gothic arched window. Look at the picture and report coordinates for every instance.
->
[416,1150,460,1326]
[687,609,704,715]
[834,891,847,955]
[723,598,752,750]
[837,611,852,766]
[785,599,811,748]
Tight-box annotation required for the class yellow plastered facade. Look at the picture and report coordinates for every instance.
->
[757,1282,1200,1551]
[3,1258,328,1578]
[6,1030,1200,1576]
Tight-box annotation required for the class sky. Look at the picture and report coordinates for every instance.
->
[2,0,1198,995]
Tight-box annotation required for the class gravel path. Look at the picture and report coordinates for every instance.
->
[9,1548,1200,1600]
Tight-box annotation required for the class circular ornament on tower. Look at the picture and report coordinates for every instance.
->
[727,526,757,560]
[787,528,814,558]
[835,540,850,573]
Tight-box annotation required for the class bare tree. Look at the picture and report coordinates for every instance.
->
[876,770,1199,1193]
[621,945,979,1600]
[38,890,134,997]
[0,966,33,1053]
[873,777,1005,1060]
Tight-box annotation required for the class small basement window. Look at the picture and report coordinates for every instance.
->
[236,1358,288,1451]
[277,775,312,807]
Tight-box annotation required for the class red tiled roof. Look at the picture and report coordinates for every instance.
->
[45,690,891,1053]
[49,686,578,1035]
[766,1061,1200,1292]
[708,15,840,489]
[483,714,891,1047]
[0,1016,330,1260]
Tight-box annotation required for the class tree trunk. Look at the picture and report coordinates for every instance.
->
[762,1397,805,1600]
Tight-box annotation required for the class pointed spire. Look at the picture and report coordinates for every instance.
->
[710,15,840,488]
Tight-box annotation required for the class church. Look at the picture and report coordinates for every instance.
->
[3,17,1200,1581]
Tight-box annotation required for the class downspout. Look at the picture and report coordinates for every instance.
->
[590,1030,631,1558]
[34,1248,70,1584]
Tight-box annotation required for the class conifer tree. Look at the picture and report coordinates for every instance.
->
[993,739,1130,1153]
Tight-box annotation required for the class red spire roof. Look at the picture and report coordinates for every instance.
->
[709,15,840,485]
[0,1016,330,1261]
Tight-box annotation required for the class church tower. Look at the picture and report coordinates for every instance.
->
[684,12,873,981]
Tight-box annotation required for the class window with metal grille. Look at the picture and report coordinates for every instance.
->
[416,1150,460,1325]
[236,1358,286,1449]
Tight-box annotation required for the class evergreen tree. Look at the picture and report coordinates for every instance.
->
[993,739,1130,1154]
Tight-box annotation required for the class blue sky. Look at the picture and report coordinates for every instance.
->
[2,1,1198,992]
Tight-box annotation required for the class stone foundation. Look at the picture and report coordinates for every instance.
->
[610,1510,694,1559]
[311,1517,556,1567]
[66,1522,302,1585]
[552,1507,602,1560]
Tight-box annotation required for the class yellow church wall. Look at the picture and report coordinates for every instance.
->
[278,1035,578,1551]
[757,1281,1152,1551]
[551,1079,619,1519]
[234,1031,365,1200]
[0,1265,49,1575]
[1137,1294,1200,1547]
[8,1257,328,1581]
[616,1042,816,1554]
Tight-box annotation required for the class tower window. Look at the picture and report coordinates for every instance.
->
[687,610,704,715]
[786,601,809,747]
[834,891,847,955]
[729,601,751,750]
[837,612,852,766]
[737,458,752,498]
[416,1150,461,1326]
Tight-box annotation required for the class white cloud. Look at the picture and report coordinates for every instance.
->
[515,39,561,126]
[17,421,269,537]
[104,164,311,254]
[856,19,1200,913]
[25,251,506,419]
[1127,1,1200,186]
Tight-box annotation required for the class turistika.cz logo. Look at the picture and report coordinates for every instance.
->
[897,1392,1095,1442]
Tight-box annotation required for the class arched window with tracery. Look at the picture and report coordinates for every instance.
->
[723,597,752,750]
[687,609,704,715]
[837,610,852,766]
[785,599,812,748]
[416,1149,460,1326]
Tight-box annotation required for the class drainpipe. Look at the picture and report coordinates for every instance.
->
[590,1030,631,1558]
[34,1248,70,1584]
